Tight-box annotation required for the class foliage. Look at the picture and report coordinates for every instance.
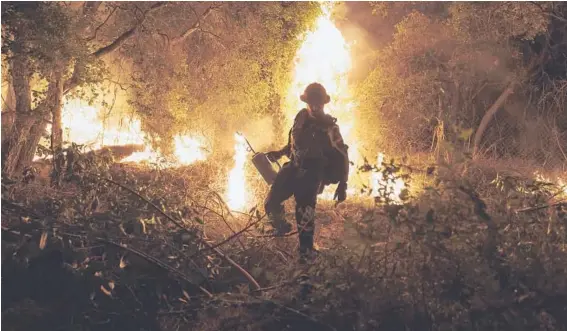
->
[3,147,567,331]
[127,2,322,153]
[1,2,107,93]
[355,2,555,159]
[3,3,567,331]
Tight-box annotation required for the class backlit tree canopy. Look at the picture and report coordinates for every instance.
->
[1,1,321,177]
[125,2,321,154]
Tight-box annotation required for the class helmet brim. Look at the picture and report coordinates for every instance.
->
[300,93,331,105]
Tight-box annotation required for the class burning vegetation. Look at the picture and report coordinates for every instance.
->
[2,2,567,331]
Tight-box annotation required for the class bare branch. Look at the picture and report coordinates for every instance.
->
[98,175,262,291]
[64,2,168,94]
[86,6,118,42]
[97,237,213,298]
[92,2,167,58]
[473,82,515,157]
[155,31,171,47]
[199,28,225,47]
[92,25,138,58]
[171,5,219,46]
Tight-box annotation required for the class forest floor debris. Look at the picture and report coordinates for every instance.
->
[2,158,567,331]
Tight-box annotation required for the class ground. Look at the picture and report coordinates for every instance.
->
[2,156,567,331]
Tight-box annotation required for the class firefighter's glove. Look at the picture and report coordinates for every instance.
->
[334,181,347,203]
[266,151,281,162]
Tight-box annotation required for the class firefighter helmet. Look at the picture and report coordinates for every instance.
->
[300,82,331,105]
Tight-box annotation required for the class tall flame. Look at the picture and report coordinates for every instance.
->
[226,134,249,211]
[284,3,360,199]
[284,3,355,142]
[283,3,405,202]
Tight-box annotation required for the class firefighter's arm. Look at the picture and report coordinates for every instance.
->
[329,124,350,183]
[290,110,310,164]
[266,129,292,161]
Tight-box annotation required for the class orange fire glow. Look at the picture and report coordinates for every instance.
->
[535,171,567,197]
[226,134,249,211]
[56,99,207,167]
[282,3,405,202]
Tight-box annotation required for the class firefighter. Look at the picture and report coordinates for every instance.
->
[264,82,349,262]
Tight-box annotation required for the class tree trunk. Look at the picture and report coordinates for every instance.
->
[49,69,65,187]
[473,83,515,158]
[1,77,17,142]
[2,56,33,177]
[17,117,48,171]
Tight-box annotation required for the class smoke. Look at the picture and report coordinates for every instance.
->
[241,116,277,153]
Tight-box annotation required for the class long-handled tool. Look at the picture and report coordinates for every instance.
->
[236,132,280,185]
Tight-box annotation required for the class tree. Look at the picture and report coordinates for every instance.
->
[354,2,551,160]
[1,1,322,180]
[126,2,321,155]
[1,2,91,179]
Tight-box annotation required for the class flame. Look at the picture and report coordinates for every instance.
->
[284,3,354,136]
[534,171,567,197]
[226,134,249,211]
[121,146,164,164]
[371,153,407,203]
[281,3,408,202]
[52,98,207,167]
[283,3,362,199]
[61,100,146,148]
[121,135,206,166]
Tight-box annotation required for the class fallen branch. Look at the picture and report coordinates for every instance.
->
[193,200,246,250]
[97,237,213,298]
[250,230,298,238]
[251,280,295,293]
[191,213,266,259]
[515,201,566,213]
[98,176,261,291]
[210,190,234,217]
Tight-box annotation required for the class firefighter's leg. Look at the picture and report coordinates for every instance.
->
[264,163,295,235]
[294,172,321,258]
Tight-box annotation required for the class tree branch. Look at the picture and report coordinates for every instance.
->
[98,176,262,291]
[86,6,118,42]
[64,2,167,94]
[199,29,226,48]
[92,2,167,57]
[171,5,218,46]
[473,83,515,157]
[97,237,213,298]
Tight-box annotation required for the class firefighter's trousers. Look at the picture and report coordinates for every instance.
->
[264,161,322,255]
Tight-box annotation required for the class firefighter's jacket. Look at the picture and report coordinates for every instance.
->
[278,109,349,184]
